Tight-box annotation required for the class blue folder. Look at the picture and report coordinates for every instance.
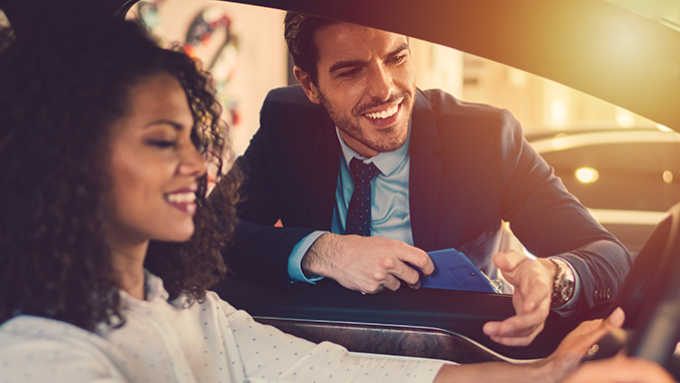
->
[420,248,501,293]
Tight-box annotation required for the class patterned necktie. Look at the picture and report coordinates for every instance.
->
[345,157,381,236]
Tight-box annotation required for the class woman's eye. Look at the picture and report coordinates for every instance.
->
[146,140,176,148]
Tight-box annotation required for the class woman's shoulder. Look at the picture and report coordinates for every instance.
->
[168,289,239,316]
[0,315,128,382]
[203,290,239,315]
[1,314,94,341]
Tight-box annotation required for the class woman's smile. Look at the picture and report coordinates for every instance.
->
[165,187,198,214]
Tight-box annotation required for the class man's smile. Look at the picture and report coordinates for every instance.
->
[364,102,400,119]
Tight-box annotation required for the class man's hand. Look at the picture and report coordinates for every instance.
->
[483,250,557,346]
[301,234,434,294]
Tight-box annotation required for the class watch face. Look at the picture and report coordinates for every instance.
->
[561,281,574,301]
[561,288,571,301]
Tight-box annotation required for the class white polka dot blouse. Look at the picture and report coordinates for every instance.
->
[0,271,443,383]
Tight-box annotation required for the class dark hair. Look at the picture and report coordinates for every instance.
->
[284,12,341,85]
[0,15,239,332]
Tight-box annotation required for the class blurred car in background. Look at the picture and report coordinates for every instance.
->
[528,128,680,253]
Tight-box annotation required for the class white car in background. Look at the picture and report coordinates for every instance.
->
[529,128,680,253]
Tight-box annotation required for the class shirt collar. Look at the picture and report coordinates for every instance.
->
[335,121,411,177]
[118,270,170,303]
[144,270,169,301]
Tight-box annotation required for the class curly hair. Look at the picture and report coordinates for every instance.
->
[0,15,239,332]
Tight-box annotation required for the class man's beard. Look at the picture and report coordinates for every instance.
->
[317,89,411,154]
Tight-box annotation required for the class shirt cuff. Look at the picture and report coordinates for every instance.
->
[288,231,328,284]
[549,256,581,315]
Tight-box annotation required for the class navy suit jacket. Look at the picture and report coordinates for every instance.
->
[216,85,633,313]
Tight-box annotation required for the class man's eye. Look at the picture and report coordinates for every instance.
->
[392,54,407,64]
[338,68,361,78]
[146,140,176,148]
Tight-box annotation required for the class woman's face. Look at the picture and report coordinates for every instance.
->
[107,72,207,246]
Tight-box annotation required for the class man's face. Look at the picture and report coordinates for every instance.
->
[296,23,416,158]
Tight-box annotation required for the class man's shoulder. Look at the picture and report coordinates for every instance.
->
[415,88,525,151]
[264,85,317,109]
[261,85,332,127]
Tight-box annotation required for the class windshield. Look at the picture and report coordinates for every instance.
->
[605,0,680,32]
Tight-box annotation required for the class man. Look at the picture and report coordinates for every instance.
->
[216,12,633,346]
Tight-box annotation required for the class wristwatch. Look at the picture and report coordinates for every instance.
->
[550,258,575,308]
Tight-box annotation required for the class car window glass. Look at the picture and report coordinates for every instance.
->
[125,0,678,252]
[541,141,680,212]
[407,37,679,253]
[126,0,288,158]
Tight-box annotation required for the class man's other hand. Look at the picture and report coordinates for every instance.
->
[301,234,434,294]
[482,250,557,346]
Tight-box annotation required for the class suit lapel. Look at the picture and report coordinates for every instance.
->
[309,115,340,230]
[409,90,443,251]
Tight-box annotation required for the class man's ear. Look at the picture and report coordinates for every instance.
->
[294,66,321,105]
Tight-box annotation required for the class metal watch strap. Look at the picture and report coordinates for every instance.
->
[550,258,575,308]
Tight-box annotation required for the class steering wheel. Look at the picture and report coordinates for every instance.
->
[587,202,680,379]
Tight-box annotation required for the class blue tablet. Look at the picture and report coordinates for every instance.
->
[420,248,501,293]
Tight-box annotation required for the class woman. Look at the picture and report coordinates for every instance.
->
[0,13,671,383]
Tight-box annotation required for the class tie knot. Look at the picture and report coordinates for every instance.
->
[349,157,380,184]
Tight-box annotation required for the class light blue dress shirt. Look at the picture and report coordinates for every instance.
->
[287,126,413,283]
[286,124,580,313]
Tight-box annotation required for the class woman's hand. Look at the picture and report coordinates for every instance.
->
[537,307,627,382]
[560,356,676,383]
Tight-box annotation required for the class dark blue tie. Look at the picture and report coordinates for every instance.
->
[345,157,381,236]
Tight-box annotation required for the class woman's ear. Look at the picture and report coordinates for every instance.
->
[293,66,321,105]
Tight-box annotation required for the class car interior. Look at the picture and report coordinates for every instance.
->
[1,0,679,378]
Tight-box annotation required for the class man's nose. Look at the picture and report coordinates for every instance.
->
[366,64,392,101]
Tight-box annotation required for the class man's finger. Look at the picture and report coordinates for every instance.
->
[482,320,500,337]
[492,251,527,274]
[381,274,401,292]
[390,259,423,285]
[483,307,547,346]
[408,280,421,289]
[490,333,538,347]
[518,285,550,314]
[496,309,545,336]
[397,249,434,275]
[490,323,542,346]
[419,255,435,275]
